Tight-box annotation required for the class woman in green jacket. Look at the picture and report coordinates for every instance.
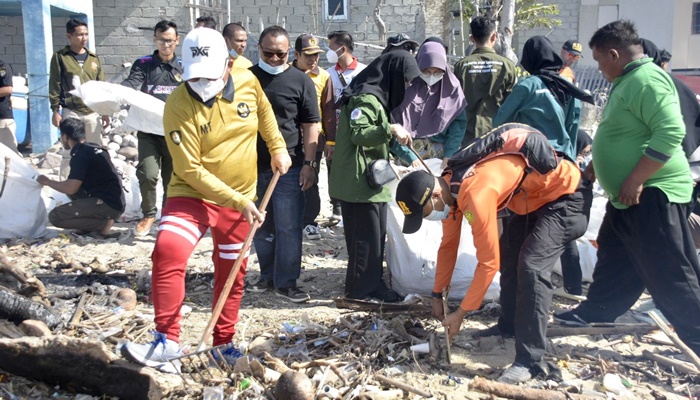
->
[330,51,420,302]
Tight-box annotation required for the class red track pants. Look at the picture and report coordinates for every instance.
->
[151,197,249,346]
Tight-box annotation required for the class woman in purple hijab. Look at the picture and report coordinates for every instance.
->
[392,41,467,169]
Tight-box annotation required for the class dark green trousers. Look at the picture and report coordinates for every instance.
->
[136,132,172,218]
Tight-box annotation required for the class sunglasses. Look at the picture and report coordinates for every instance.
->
[261,48,289,59]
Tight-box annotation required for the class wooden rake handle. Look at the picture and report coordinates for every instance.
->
[197,170,280,350]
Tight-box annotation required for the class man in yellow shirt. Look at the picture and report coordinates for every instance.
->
[292,34,336,239]
[121,28,290,373]
[223,22,253,69]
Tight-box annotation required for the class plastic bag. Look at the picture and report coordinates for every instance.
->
[0,144,48,238]
[70,79,166,136]
[386,159,501,301]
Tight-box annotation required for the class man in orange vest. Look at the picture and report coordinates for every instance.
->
[396,124,591,384]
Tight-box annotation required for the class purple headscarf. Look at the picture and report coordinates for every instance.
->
[391,42,467,138]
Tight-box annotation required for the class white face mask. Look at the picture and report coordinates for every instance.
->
[425,196,450,221]
[258,58,286,75]
[420,72,444,87]
[188,77,226,102]
[326,48,340,64]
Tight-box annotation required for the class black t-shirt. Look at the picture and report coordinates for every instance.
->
[71,50,88,67]
[68,143,126,213]
[250,65,320,171]
[0,60,13,120]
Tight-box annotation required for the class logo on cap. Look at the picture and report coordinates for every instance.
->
[309,37,317,46]
[190,46,210,57]
[572,42,582,52]
[398,201,411,215]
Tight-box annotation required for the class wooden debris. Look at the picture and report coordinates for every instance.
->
[333,297,430,314]
[0,287,62,328]
[0,250,47,299]
[0,335,183,399]
[642,350,700,375]
[18,320,52,337]
[546,323,655,337]
[648,310,700,372]
[470,376,590,399]
[374,374,432,398]
[69,291,88,327]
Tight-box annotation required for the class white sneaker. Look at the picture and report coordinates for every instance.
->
[304,225,321,240]
[121,331,182,373]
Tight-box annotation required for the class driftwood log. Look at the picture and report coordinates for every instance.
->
[642,350,700,375]
[546,323,655,337]
[469,376,590,400]
[0,251,47,299]
[0,336,183,400]
[648,311,700,372]
[0,287,62,328]
[333,297,430,314]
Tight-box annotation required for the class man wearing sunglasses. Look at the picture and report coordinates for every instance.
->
[121,20,184,238]
[560,39,583,84]
[248,26,320,303]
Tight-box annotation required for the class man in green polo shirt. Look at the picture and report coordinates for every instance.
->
[555,20,700,356]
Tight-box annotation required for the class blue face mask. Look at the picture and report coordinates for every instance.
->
[258,58,286,75]
[229,48,239,58]
[425,197,450,221]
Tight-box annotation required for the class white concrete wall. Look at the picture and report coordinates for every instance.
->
[672,0,700,70]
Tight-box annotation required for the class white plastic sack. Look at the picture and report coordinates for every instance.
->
[386,159,501,302]
[69,78,126,115]
[0,144,48,239]
[70,79,166,135]
[122,93,166,136]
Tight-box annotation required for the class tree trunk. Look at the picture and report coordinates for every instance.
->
[498,0,518,63]
[0,336,184,400]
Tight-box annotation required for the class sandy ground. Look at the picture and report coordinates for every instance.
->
[1,159,699,399]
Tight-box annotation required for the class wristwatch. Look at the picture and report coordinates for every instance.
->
[304,160,318,168]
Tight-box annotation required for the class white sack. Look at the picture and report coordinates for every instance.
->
[386,159,501,302]
[0,144,48,239]
[70,79,166,136]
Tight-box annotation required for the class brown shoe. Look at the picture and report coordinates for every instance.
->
[134,217,155,237]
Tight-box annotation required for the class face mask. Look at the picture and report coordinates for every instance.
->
[188,78,226,102]
[258,58,286,75]
[229,48,239,59]
[425,196,450,221]
[326,48,340,64]
[420,72,444,87]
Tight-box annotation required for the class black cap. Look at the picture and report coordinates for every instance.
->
[295,33,324,54]
[395,170,435,234]
[382,33,420,54]
[562,39,583,57]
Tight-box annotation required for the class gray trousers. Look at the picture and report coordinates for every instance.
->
[49,197,122,232]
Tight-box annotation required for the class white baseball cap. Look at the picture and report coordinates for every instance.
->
[182,28,229,81]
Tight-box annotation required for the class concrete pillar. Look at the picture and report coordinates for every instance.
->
[20,0,95,153]
[22,0,55,153]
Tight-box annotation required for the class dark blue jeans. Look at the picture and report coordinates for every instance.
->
[253,167,304,289]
